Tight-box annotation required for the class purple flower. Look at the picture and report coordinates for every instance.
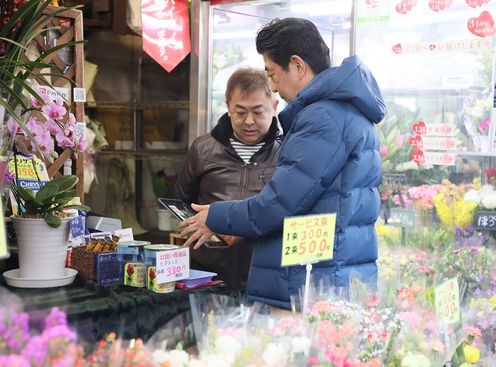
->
[41,324,76,342]
[44,308,68,328]
[0,354,30,367]
[22,335,47,366]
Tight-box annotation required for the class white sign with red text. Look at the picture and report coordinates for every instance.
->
[156,247,190,284]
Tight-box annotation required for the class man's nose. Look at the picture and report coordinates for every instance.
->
[270,80,278,93]
[245,112,255,125]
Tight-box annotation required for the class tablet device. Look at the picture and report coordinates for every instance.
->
[158,198,196,222]
[157,198,228,248]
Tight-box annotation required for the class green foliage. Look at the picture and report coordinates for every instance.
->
[9,175,90,228]
[152,171,177,199]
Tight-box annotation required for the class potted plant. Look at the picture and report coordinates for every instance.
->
[152,170,179,231]
[8,174,89,281]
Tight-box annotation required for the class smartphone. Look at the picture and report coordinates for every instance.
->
[157,198,228,247]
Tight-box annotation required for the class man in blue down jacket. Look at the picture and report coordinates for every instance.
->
[181,18,387,309]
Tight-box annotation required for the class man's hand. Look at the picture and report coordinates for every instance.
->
[179,204,215,249]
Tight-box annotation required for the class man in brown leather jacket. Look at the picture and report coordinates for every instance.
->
[175,68,281,290]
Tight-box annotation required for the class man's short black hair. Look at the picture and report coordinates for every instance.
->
[256,18,331,74]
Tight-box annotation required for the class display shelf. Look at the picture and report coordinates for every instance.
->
[97,149,187,157]
[86,101,189,110]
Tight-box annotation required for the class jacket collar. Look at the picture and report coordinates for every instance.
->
[211,112,280,147]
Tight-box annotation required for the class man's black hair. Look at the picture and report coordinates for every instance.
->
[256,18,331,74]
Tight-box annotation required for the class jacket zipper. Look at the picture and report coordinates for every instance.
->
[241,161,257,196]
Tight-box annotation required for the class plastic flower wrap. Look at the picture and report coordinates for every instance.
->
[187,293,312,367]
[434,245,496,299]
[463,292,496,354]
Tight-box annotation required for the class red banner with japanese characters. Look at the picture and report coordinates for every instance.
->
[141,0,191,72]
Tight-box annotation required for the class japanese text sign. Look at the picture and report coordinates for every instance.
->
[156,247,190,284]
[281,213,336,266]
[474,211,496,231]
[435,278,460,325]
[141,0,191,72]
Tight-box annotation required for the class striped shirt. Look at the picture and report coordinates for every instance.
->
[229,137,264,163]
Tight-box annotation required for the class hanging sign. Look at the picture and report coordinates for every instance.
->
[141,0,191,72]
[411,150,457,166]
[281,213,336,266]
[409,135,460,150]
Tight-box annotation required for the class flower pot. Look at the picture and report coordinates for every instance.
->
[12,216,71,279]
[156,209,179,231]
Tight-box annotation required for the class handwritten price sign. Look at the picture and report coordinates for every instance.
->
[281,213,336,266]
[435,278,460,325]
[156,247,190,284]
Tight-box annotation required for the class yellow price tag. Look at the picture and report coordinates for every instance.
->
[281,213,336,267]
[0,200,8,259]
[435,278,460,325]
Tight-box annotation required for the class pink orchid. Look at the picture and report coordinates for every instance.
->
[25,118,44,139]
[41,97,66,120]
[7,117,23,135]
[47,118,62,135]
[35,130,54,155]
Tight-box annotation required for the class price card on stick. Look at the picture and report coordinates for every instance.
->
[435,278,460,325]
[0,201,9,259]
[282,213,336,314]
[156,247,190,284]
[282,213,336,266]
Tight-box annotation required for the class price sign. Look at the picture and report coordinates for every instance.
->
[281,213,336,266]
[96,253,120,286]
[435,278,460,325]
[0,200,8,259]
[474,211,496,231]
[382,173,407,190]
[156,247,190,284]
[389,208,416,228]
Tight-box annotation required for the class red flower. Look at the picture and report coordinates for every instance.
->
[126,264,135,277]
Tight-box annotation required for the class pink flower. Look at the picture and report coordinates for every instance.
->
[379,144,389,160]
[41,97,66,120]
[395,133,406,146]
[479,117,491,132]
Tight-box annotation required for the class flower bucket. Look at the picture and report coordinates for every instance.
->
[12,216,71,279]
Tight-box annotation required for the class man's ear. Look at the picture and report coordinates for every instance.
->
[273,98,279,114]
[290,55,308,79]
[226,100,231,117]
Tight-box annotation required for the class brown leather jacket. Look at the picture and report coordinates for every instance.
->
[175,113,281,289]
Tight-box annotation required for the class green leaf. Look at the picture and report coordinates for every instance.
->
[53,190,76,204]
[44,212,61,228]
[51,175,78,192]
[36,181,59,204]
[64,204,91,212]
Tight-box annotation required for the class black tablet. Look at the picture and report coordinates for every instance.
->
[157,198,228,248]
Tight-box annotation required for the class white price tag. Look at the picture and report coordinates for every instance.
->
[113,228,134,242]
[73,87,86,102]
[156,247,190,284]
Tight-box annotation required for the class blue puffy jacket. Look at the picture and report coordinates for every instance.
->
[206,55,387,309]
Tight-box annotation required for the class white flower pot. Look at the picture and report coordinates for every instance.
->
[156,209,179,231]
[12,216,71,279]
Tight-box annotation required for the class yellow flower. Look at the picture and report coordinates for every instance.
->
[463,344,480,363]
[490,295,496,308]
